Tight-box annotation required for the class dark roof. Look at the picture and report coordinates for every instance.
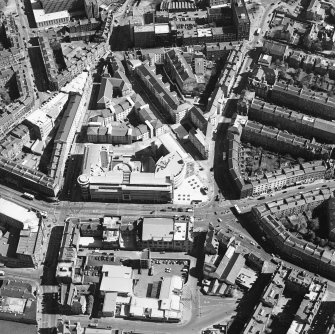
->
[54,94,82,143]
[137,64,179,110]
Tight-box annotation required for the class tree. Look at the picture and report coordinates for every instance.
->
[308,219,320,231]
[86,295,94,315]
[306,230,316,242]
[303,35,313,49]
[0,0,6,11]
[312,41,322,52]
[319,239,328,247]
[0,88,10,105]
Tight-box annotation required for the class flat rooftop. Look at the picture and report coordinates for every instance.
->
[0,198,39,229]
[142,217,174,242]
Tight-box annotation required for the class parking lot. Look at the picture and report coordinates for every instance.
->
[133,258,190,298]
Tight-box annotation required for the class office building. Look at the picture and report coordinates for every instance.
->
[0,198,45,268]
[134,25,155,48]
[139,217,193,252]
[40,0,83,14]
[77,144,173,202]
[25,109,54,140]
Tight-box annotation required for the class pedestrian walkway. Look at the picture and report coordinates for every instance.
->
[174,175,208,204]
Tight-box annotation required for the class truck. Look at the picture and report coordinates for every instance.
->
[0,271,5,276]
[186,208,194,212]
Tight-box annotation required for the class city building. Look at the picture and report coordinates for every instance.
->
[231,0,250,40]
[243,265,327,334]
[247,98,335,144]
[77,144,173,202]
[262,40,288,60]
[68,18,101,41]
[134,25,155,48]
[0,156,59,197]
[139,217,193,252]
[48,91,88,186]
[135,64,190,123]
[189,128,209,159]
[33,8,71,28]
[128,276,183,322]
[100,265,133,296]
[39,0,84,14]
[84,0,99,19]
[205,41,242,60]
[251,186,335,280]
[164,49,197,95]
[241,120,333,160]
[189,106,208,135]
[306,0,325,21]
[25,109,54,141]
[270,82,335,122]
[0,198,45,268]
[56,219,80,283]
[0,279,37,324]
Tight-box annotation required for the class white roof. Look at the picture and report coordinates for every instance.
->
[100,277,133,294]
[155,24,170,34]
[159,276,183,300]
[101,265,132,278]
[0,198,39,229]
[25,109,51,127]
[33,9,70,24]
[158,133,188,160]
[61,72,89,94]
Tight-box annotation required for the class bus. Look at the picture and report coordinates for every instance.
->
[22,192,35,200]
[233,204,241,215]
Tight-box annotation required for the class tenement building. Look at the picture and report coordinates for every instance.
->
[252,186,335,279]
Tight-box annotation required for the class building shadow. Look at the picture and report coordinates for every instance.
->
[227,273,272,334]
[41,226,64,285]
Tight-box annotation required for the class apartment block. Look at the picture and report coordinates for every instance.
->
[164,49,197,95]
[271,82,335,121]
[189,128,209,159]
[136,64,190,123]
[252,186,335,279]
[241,120,333,161]
[248,98,335,144]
